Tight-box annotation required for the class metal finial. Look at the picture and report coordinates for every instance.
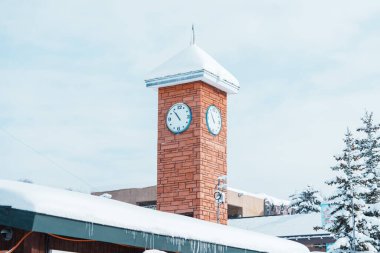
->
[191,24,195,45]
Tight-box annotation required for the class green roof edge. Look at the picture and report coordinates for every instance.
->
[0,206,264,253]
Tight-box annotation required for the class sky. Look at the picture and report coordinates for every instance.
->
[1,1,380,199]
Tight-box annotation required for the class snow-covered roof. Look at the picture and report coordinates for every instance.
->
[229,213,330,238]
[228,187,290,206]
[145,44,240,94]
[0,180,309,253]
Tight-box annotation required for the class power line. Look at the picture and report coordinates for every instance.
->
[0,126,93,190]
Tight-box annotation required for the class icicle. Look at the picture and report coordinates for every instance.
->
[85,222,94,238]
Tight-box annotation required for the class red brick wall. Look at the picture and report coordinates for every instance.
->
[157,81,228,224]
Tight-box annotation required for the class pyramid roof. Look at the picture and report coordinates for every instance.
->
[145,44,239,94]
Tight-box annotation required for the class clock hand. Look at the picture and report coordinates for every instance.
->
[174,111,181,121]
[211,112,215,123]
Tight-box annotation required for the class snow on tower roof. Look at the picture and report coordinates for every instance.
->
[145,44,240,94]
[0,180,309,253]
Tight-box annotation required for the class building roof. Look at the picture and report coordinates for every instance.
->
[229,213,330,238]
[0,180,309,253]
[145,44,240,94]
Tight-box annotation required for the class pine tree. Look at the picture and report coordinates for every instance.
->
[325,129,376,252]
[356,112,380,250]
[289,185,322,214]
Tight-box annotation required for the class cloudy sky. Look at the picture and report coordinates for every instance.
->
[1,1,380,199]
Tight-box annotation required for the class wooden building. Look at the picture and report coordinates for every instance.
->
[0,180,309,253]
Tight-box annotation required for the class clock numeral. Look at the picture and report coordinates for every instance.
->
[177,127,180,131]
[177,105,182,109]
[187,115,190,119]
[168,117,171,122]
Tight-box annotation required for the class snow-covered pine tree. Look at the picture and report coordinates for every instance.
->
[356,111,380,250]
[289,185,322,214]
[325,129,376,252]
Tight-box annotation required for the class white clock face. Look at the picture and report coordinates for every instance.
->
[166,103,192,134]
[206,105,222,135]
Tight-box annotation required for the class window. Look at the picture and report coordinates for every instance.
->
[137,201,157,210]
[178,212,193,217]
[49,250,78,253]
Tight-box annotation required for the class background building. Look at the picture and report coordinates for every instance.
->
[92,186,291,218]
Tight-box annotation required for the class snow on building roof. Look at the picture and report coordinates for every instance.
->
[228,187,290,206]
[229,213,330,238]
[145,44,240,94]
[0,180,309,253]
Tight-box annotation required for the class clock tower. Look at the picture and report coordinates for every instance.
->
[145,41,239,225]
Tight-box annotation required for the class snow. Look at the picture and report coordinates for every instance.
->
[289,186,322,214]
[229,213,328,237]
[145,44,240,94]
[0,180,309,253]
[99,193,112,199]
[228,187,290,206]
[143,250,166,253]
[328,237,350,251]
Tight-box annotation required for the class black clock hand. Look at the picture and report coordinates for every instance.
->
[174,111,181,121]
[211,112,215,123]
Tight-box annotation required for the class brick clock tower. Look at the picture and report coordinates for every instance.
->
[145,41,239,225]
